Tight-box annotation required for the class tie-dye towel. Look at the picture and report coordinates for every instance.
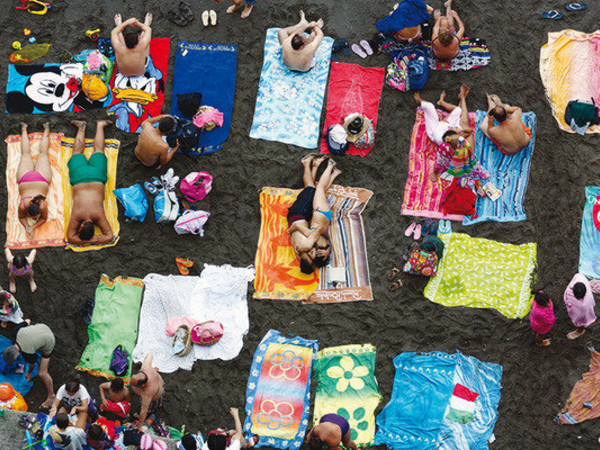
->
[556,344,600,424]
[60,137,120,251]
[579,187,600,279]
[320,63,385,157]
[107,38,170,134]
[254,186,373,303]
[5,133,66,249]
[313,344,381,447]
[170,42,237,155]
[424,232,537,319]
[5,63,112,114]
[250,28,334,149]
[243,329,319,450]
[463,111,536,225]
[375,351,502,449]
[401,108,474,221]
[540,30,600,134]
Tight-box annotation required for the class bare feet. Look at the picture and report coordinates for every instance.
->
[71,120,87,129]
[326,158,337,170]
[43,122,50,130]
[40,395,56,410]
[444,0,453,10]
[20,122,27,131]
[96,119,112,128]
[300,10,306,22]
[315,18,324,29]
[331,167,342,179]
[144,12,153,26]
[437,91,447,106]
[459,84,470,99]
[114,14,122,26]
[9,279,16,293]
[227,2,242,14]
[301,152,317,164]
[29,279,37,293]
[568,328,586,340]
[536,338,551,347]
[490,94,502,105]
[413,92,423,106]
[241,4,253,18]
[312,155,328,168]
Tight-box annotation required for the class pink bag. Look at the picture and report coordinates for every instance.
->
[180,172,213,203]
[174,210,210,236]
[191,321,224,346]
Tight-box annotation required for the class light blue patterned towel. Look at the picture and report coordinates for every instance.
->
[250,28,334,149]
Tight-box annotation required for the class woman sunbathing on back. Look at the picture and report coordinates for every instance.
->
[17,122,52,240]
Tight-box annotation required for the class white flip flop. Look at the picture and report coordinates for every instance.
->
[202,10,210,27]
[360,40,373,55]
[351,43,367,58]
[209,10,217,26]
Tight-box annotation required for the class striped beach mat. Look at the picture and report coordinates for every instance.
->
[243,329,319,449]
[253,186,373,303]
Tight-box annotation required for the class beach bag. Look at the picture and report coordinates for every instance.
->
[172,325,192,357]
[174,210,210,236]
[403,241,439,277]
[191,321,224,346]
[180,172,213,202]
[385,57,409,92]
[442,178,476,216]
[109,345,129,377]
[401,45,429,90]
[422,235,445,259]
[114,184,148,222]
[177,92,203,118]
[154,190,180,224]
[565,99,600,128]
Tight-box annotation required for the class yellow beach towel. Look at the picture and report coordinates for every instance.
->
[60,137,120,252]
[540,29,600,133]
[5,133,66,250]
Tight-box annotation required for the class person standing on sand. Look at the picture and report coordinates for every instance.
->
[529,290,556,346]
[130,353,164,430]
[431,0,465,60]
[279,11,325,73]
[111,13,153,77]
[564,274,596,340]
[224,0,255,19]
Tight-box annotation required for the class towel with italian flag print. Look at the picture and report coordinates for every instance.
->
[447,384,479,424]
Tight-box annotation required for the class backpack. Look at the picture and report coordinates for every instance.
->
[179,172,213,203]
[177,92,203,119]
[109,345,129,377]
[154,190,180,224]
[565,99,600,128]
[174,210,210,236]
[400,45,429,90]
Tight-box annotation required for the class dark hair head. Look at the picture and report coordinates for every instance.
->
[491,106,507,122]
[299,255,315,274]
[12,253,27,269]
[158,116,175,134]
[134,371,149,386]
[291,34,305,50]
[87,424,103,440]
[110,378,124,392]
[56,413,69,430]
[439,29,453,46]
[27,195,44,217]
[65,379,80,394]
[309,436,324,450]
[181,434,198,450]
[573,282,587,300]
[532,290,550,307]
[123,26,140,49]
[442,130,457,143]
[3,345,20,364]
[78,221,95,241]
[207,434,227,450]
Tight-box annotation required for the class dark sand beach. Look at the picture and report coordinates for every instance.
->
[1,0,600,448]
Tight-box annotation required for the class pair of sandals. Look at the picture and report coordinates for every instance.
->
[168,1,194,26]
[351,40,374,59]
[144,177,166,195]
[18,414,37,429]
[79,296,95,325]
[175,257,194,275]
[387,266,403,291]
[201,10,218,26]
[542,2,586,19]
[332,38,350,61]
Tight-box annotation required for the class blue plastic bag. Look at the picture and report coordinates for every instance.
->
[113,184,148,222]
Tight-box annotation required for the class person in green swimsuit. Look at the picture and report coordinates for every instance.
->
[66,120,114,246]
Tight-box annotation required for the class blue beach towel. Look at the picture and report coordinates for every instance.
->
[374,351,502,450]
[250,28,334,149]
[376,0,431,36]
[463,111,536,225]
[170,42,237,155]
[579,187,600,279]
[0,334,39,395]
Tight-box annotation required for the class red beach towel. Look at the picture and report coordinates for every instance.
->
[320,63,385,157]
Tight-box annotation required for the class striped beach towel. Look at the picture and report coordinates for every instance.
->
[254,186,373,303]
[401,108,474,221]
[313,344,381,447]
[5,133,66,249]
[463,111,536,225]
[579,187,600,280]
[243,329,319,449]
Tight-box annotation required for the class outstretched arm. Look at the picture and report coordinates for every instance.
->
[157,141,180,170]
[137,395,151,430]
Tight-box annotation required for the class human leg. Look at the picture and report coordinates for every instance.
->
[227,0,244,14]
[311,155,328,182]
[241,0,255,18]
[17,123,34,181]
[144,12,153,26]
[94,120,111,155]
[567,326,586,340]
[28,270,37,292]
[415,95,449,144]
[71,120,87,155]
[301,154,317,188]
[313,160,337,213]
[436,91,459,113]
[38,357,55,409]
[8,272,16,293]
[75,410,88,429]
[34,122,52,183]
[444,0,455,29]
[457,84,471,132]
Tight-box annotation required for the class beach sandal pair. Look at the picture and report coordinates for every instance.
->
[332,38,350,61]
[438,219,452,235]
[421,219,438,237]
[144,177,165,196]
[79,296,95,325]
[388,266,404,291]
[176,257,194,275]
[202,10,218,26]
[405,222,422,240]
[18,414,36,429]
[168,2,194,26]
[542,3,586,19]
[351,40,373,59]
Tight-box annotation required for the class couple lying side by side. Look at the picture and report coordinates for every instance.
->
[287,155,341,275]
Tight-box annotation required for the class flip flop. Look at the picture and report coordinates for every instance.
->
[360,40,373,55]
[413,223,422,240]
[175,257,194,275]
[438,219,452,235]
[388,279,403,291]
[565,2,586,10]
[351,43,367,58]
[429,220,438,236]
[388,267,401,281]
[422,219,432,236]
[179,1,195,21]
[339,38,350,56]
[541,10,563,19]
[404,222,416,237]
[167,10,188,26]
[209,10,217,25]
[202,10,210,27]
[144,181,158,195]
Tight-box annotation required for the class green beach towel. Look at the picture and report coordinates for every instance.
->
[424,233,536,319]
[313,344,382,447]
[76,275,144,380]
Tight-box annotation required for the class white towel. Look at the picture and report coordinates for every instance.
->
[132,264,255,373]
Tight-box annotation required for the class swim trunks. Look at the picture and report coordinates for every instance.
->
[149,393,164,414]
[68,153,108,186]
[319,413,350,437]
[490,121,532,155]
[287,187,316,224]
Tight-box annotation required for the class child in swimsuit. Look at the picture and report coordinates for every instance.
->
[5,248,37,293]
[0,289,24,327]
